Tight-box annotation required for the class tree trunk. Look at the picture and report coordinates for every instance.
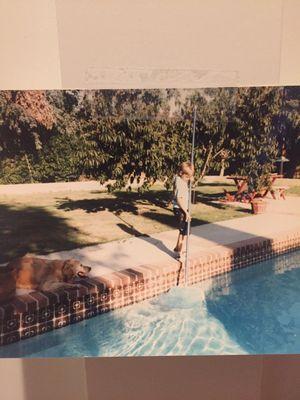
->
[195,145,213,185]
[219,159,225,176]
[24,153,34,183]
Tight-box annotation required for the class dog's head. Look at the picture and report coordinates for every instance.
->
[62,259,92,281]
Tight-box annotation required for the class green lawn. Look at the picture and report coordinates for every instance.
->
[0,182,248,264]
[287,186,300,196]
[2,178,300,264]
[275,178,300,197]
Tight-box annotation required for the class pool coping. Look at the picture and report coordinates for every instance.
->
[1,228,300,347]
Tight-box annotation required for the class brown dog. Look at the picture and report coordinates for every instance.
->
[0,257,92,304]
[0,264,16,304]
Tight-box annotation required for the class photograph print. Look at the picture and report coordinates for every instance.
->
[0,86,299,357]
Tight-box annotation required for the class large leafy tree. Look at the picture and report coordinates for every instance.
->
[0,90,87,183]
[46,87,285,189]
[280,86,300,177]
[0,86,295,187]
[0,91,55,154]
[75,88,246,190]
[180,88,236,183]
[30,90,86,182]
[0,91,55,182]
[75,89,186,191]
[230,86,281,191]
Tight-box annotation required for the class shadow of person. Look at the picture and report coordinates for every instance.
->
[116,223,150,238]
[116,223,175,259]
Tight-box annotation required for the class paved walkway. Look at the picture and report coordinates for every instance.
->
[41,197,300,278]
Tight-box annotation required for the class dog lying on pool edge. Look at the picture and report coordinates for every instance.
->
[0,257,92,304]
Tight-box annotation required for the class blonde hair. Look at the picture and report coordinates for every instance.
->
[179,161,194,177]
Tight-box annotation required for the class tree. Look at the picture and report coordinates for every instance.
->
[0,86,292,187]
[280,86,300,177]
[230,86,281,192]
[74,87,283,191]
[0,91,55,182]
[75,89,184,191]
[179,88,236,184]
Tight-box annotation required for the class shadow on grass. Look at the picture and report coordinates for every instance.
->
[116,223,150,237]
[57,188,248,217]
[0,204,92,264]
[57,190,171,214]
[197,195,250,213]
[197,182,234,187]
[57,188,242,225]
[0,188,245,265]
[56,188,250,235]
[141,211,207,228]
[56,188,250,259]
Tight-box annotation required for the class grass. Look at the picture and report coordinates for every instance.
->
[2,177,300,263]
[287,186,300,196]
[0,182,249,263]
[275,178,300,197]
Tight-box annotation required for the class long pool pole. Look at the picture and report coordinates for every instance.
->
[185,106,196,286]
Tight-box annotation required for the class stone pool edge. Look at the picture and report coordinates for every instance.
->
[1,229,300,347]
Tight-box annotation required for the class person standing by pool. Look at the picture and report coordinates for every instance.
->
[173,161,194,260]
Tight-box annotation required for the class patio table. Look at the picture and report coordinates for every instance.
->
[224,174,283,202]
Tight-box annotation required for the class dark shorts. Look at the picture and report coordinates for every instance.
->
[173,207,188,236]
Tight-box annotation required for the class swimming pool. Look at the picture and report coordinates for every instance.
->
[0,249,299,357]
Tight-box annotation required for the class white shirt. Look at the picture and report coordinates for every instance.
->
[173,175,189,211]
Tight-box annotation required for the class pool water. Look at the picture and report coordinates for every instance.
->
[1,250,300,357]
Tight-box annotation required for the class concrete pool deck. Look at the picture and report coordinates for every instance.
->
[41,196,300,277]
[1,196,300,347]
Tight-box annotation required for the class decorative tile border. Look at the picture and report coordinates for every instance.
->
[0,230,299,347]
